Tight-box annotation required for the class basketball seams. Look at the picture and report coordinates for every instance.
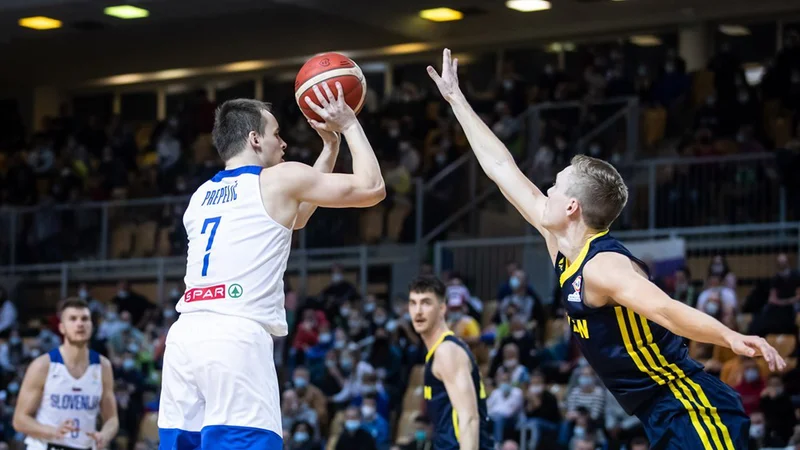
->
[294,67,364,104]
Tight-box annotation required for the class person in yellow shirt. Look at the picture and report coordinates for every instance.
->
[447,297,481,345]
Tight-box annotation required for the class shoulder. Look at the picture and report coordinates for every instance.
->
[583,252,642,285]
[23,354,51,383]
[261,162,315,193]
[99,355,113,371]
[432,340,470,374]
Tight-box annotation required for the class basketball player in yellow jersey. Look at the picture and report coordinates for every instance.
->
[408,276,494,450]
[428,49,785,449]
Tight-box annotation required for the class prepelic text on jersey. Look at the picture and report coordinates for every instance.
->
[201,180,238,206]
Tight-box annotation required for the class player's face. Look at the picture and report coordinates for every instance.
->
[255,111,287,168]
[58,307,92,344]
[542,166,580,231]
[408,291,446,335]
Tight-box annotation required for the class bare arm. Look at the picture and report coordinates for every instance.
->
[428,49,557,261]
[584,253,786,371]
[293,130,341,229]
[13,356,73,441]
[279,82,385,209]
[433,341,480,450]
[87,357,119,448]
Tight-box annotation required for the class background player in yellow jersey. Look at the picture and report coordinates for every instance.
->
[408,276,494,450]
[428,48,786,449]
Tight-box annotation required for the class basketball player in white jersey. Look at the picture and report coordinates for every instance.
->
[13,298,119,450]
[157,82,385,450]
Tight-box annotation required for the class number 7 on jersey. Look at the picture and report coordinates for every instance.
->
[201,216,221,276]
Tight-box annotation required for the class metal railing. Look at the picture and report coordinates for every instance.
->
[433,222,800,301]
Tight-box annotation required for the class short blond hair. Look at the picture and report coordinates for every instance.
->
[567,155,628,230]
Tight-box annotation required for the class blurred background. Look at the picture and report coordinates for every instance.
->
[1,0,800,449]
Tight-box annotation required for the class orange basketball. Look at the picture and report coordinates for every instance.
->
[294,52,366,122]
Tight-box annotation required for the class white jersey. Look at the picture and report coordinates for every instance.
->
[176,165,293,336]
[25,349,102,450]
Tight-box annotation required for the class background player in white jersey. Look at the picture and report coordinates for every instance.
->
[13,298,119,450]
[158,82,385,450]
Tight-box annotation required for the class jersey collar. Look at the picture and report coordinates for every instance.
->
[559,230,609,287]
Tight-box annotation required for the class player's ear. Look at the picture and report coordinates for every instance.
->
[566,197,580,217]
[58,321,65,336]
[249,131,261,151]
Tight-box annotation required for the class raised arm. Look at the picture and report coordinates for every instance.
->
[293,128,341,229]
[433,341,479,450]
[274,82,385,209]
[428,49,557,261]
[13,356,75,441]
[87,357,119,449]
[584,253,786,371]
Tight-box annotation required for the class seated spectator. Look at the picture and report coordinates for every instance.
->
[399,416,432,450]
[749,253,800,336]
[487,369,524,444]
[281,389,319,438]
[696,289,726,321]
[695,275,737,317]
[335,405,377,450]
[564,366,605,423]
[351,372,390,421]
[604,389,644,450]
[446,274,482,322]
[733,357,765,415]
[359,394,390,450]
[288,420,323,450]
[669,267,697,307]
[563,407,606,450]
[498,342,529,386]
[293,367,328,432]
[522,371,561,449]
[748,411,767,450]
[760,374,797,446]
[490,313,537,378]
[106,311,147,358]
[0,288,18,337]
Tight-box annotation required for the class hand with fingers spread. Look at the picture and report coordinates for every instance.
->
[727,332,787,371]
[303,82,357,133]
[427,48,465,104]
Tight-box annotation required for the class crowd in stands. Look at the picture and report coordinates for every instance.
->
[0,248,797,449]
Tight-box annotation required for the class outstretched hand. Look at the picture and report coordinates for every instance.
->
[728,333,786,371]
[427,48,465,104]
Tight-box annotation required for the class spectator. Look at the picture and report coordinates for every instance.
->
[112,281,156,329]
[400,416,432,450]
[0,288,17,337]
[497,269,546,345]
[321,264,358,310]
[498,343,530,386]
[360,394,390,450]
[281,389,319,438]
[288,420,323,450]
[335,406,377,450]
[604,389,643,450]
[563,366,605,429]
[748,411,767,450]
[760,374,797,446]
[293,309,322,353]
[750,253,800,336]
[522,371,561,449]
[733,357,765,415]
[696,274,737,317]
[565,408,606,450]
[107,311,147,357]
[487,369,524,444]
[293,367,328,430]
[669,267,697,307]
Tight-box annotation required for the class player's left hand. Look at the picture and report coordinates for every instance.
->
[308,120,340,147]
[86,431,109,449]
[728,333,786,371]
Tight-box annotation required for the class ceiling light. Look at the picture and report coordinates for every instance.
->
[419,7,463,22]
[719,24,750,36]
[630,35,662,47]
[18,16,62,30]
[104,5,150,19]
[506,0,551,12]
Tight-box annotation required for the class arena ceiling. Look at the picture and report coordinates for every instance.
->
[1,0,799,88]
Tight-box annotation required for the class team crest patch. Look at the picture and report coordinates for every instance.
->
[567,276,582,302]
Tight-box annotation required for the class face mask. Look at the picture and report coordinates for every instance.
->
[325,359,337,369]
[332,273,344,283]
[319,333,332,344]
[448,312,463,322]
[106,312,118,322]
[403,312,411,322]
[749,424,764,439]
[294,377,308,389]
[170,288,181,298]
[163,308,176,320]
[118,290,129,299]
[705,302,720,316]
[744,368,760,383]
[578,376,594,388]
[509,276,521,290]
[512,330,526,340]
[8,382,19,394]
[340,358,353,371]
[123,359,136,370]
[529,385,544,395]
[348,320,361,331]
[79,289,88,299]
[334,340,346,350]
[361,405,376,419]
[373,316,386,326]
[503,79,514,90]
[345,420,360,433]
[500,383,511,394]
[30,349,41,358]
[362,385,377,395]
[128,344,140,354]
[294,431,310,443]
[503,359,518,369]
[435,153,447,166]
[9,336,21,345]
[573,427,586,438]
[364,303,376,313]
[388,128,400,138]
[386,320,398,333]
[415,430,427,442]
[0,391,6,401]
[340,307,351,317]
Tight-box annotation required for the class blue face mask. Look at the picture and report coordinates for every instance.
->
[500,383,511,394]
[345,420,360,433]
[578,375,593,388]
[509,276,521,290]
[415,430,427,442]
[294,431,309,443]
[123,359,136,371]
[294,377,308,389]
[340,358,353,371]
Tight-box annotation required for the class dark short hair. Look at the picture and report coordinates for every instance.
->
[408,276,446,303]
[212,99,272,161]
[57,297,90,317]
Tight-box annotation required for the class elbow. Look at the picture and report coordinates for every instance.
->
[363,182,386,207]
[12,414,24,434]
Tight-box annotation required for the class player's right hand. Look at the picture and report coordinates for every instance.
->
[49,419,76,440]
[304,82,357,133]
[427,48,465,104]
[728,333,786,371]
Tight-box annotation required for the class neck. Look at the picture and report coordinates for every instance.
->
[553,222,601,262]
[60,342,89,364]
[420,322,450,351]
[224,152,263,170]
